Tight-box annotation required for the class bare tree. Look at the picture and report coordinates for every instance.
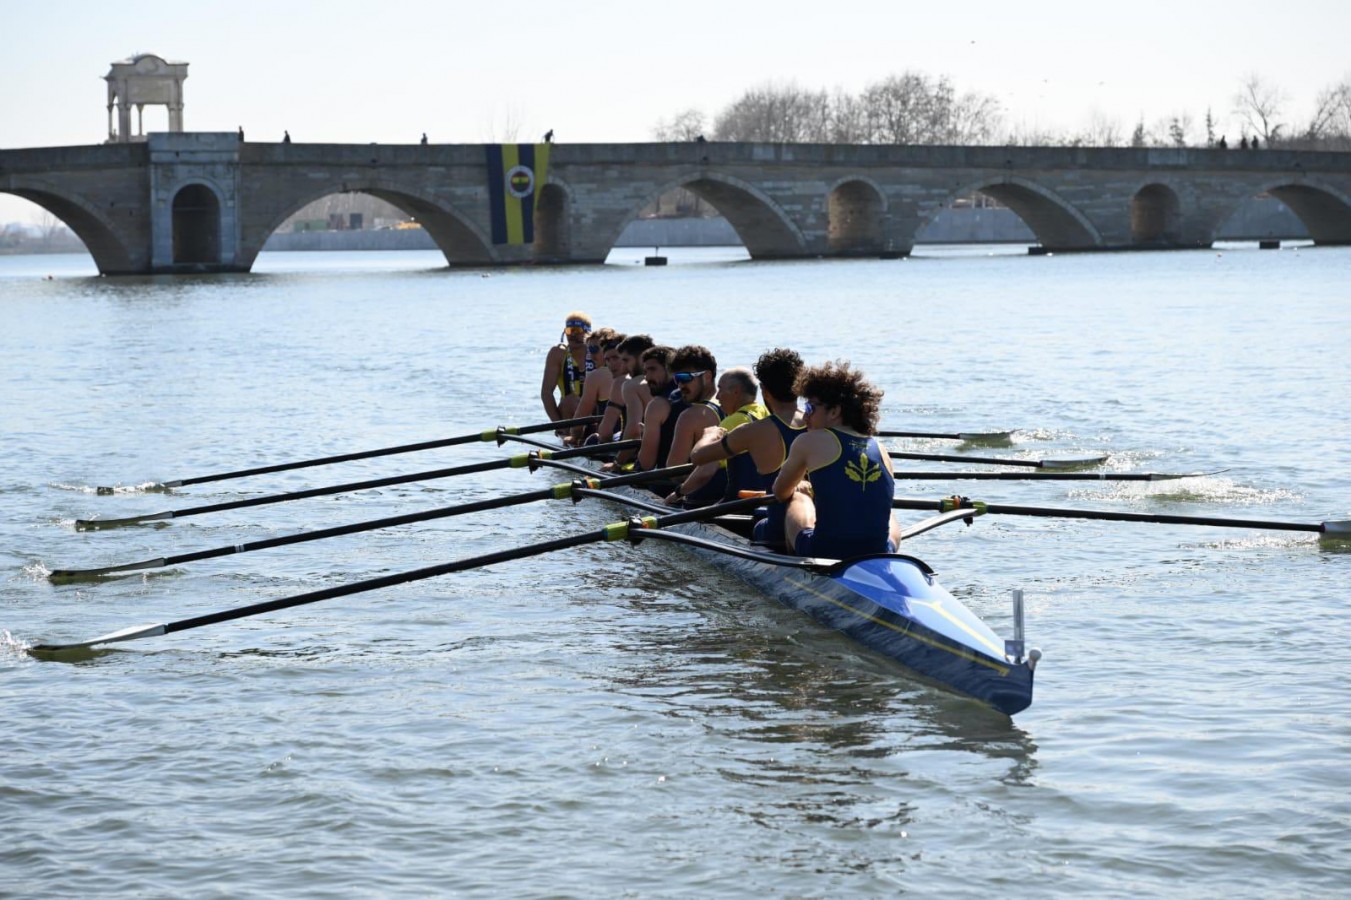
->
[1300,77,1351,148]
[1233,73,1288,144]
[653,108,707,142]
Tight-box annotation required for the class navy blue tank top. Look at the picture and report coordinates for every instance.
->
[758,411,807,542]
[805,428,893,558]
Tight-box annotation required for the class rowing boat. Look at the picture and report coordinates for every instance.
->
[537,448,1038,716]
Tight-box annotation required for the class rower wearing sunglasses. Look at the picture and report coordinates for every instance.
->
[656,345,725,506]
[540,311,592,423]
[772,360,902,559]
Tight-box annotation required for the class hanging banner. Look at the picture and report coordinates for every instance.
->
[485,143,550,245]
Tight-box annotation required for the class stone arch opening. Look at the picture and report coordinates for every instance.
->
[918,179,1099,251]
[1131,184,1182,244]
[828,179,885,255]
[616,174,802,260]
[172,184,221,264]
[2,187,134,273]
[239,184,494,270]
[533,183,569,261]
[1260,184,1351,245]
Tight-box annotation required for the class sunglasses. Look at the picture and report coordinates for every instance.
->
[587,344,600,353]
[672,370,707,385]
[803,400,816,417]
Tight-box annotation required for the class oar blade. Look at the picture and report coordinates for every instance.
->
[30,622,167,654]
[1039,454,1110,470]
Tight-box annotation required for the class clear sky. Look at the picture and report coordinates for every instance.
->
[3,0,1348,223]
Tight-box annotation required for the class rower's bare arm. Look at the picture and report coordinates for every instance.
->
[597,402,622,442]
[689,426,729,466]
[636,400,668,471]
[675,461,720,498]
[540,348,563,421]
[773,432,822,502]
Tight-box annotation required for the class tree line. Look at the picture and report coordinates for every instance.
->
[654,71,1351,150]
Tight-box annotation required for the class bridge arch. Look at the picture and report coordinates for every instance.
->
[171,182,222,265]
[931,176,1101,250]
[827,176,887,255]
[534,180,571,262]
[1131,183,1183,244]
[238,178,495,270]
[612,171,806,259]
[1,179,137,273]
[1255,179,1351,245]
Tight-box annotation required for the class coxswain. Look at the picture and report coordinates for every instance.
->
[540,312,591,423]
[772,360,901,558]
[672,366,767,506]
[689,347,805,545]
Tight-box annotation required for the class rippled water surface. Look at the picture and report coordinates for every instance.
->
[2,245,1348,897]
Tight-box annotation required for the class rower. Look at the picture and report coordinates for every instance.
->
[671,366,767,506]
[583,332,630,445]
[540,311,591,423]
[772,360,902,559]
[570,328,624,444]
[633,345,679,476]
[689,347,806,545]
[605,333,656,469]
[658,346,724,506]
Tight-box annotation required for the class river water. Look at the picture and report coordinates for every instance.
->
[2,244,1348,897]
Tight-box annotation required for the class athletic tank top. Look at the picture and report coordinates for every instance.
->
[803,428,893,557]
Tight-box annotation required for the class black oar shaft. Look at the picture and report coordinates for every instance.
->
[162,529,609,637]
[35,495,769,651]
[162,416,602,488]
[76,441,638,530]
[53,483,579,579]
[892,497,1331,533]
[889,451,1098,468]
[892,471,1183,481]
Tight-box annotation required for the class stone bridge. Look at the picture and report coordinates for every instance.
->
[2,133,1350,274]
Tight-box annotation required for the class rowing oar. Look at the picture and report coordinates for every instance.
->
[51,463,693,582]
[891,470,1220,481]
[891,496,1351,539]
[74,440,638,531]
[878,429,1014,443]
[30,495,769,653]
[888,450,1108,469]
[95,416,603,494]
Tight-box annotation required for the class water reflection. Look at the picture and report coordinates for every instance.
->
[597,561,1039,775]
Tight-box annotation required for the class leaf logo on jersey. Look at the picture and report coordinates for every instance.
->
[845,450,882,489]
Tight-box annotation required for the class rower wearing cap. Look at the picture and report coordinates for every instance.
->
[772,360,902,559]
[540,311,592,422]
[689,348,806,545]
[672,366,768,506]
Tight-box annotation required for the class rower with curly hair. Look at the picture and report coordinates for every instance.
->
[771,360,901,559]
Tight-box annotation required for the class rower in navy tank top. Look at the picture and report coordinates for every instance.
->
[772,360,902,560]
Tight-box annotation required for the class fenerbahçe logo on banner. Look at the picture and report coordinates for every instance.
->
[485,143,551,245]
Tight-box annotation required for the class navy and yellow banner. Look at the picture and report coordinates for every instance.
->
[485,143,550,245]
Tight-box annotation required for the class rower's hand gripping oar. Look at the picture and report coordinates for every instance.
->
[892,495,1351,539]
[888,450,1108,469]
[51,461,700,582]
[95,416,604,494]
[74,440,638,531]
[30,496,769,654]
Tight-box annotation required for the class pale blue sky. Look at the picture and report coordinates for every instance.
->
[3,0,1348,222]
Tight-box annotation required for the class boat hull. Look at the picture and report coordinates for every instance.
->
[601,480,1035,715]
